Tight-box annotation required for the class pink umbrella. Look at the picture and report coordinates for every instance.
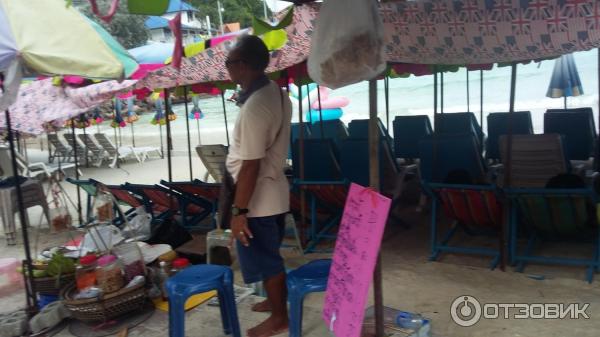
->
[0,78,136,134]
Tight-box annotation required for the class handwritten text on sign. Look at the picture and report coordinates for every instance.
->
[322,183,391,337]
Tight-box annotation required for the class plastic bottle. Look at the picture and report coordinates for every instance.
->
[396,311,425,330]
[158,261,170,300]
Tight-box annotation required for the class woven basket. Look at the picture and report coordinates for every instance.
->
[32,273,75,295]
[61,282,147,322]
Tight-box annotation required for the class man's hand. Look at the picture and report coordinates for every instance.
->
[231,214,253,247]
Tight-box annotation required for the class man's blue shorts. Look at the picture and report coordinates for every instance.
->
[236,213,286,284]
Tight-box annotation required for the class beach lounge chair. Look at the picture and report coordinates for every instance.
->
[419,133,503,268]
[347,118,393,152]
[47,133,73,163]
[63,133,92,165]
[196,144,228,183]
[93,133,149,168]
[124,183,214,229]
[435,112,484,153]
[392,115,432,163]
[544,108,597,162]
[0,145,79,180]
[160,179,221,226]
[289,123,312,159]
[506,187,599,282]
[66,178,98,222]
[485,111,533,162]
[499,134,571,188]
[78,134,108,167]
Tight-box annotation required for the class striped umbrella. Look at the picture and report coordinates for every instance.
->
[546,54,583,109]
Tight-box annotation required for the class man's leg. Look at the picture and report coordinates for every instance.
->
[247,272,288,337]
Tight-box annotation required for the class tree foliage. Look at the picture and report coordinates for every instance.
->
[78,0,149,49]
[188,0,269,30]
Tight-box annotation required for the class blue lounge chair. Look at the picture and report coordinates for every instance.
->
[392,115,433,163]
[289,123,312,160]
[420,133,503,267]
[347,118,393,151]
[486,111,533,162]
[506,187,599,282]
[544,108,597,161]
[435,112,484,152]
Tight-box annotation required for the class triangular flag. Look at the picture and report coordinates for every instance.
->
[169,12,183,70]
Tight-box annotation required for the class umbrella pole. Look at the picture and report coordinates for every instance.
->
[159,124,164,159]
[197,119,201,145]
[466,70,471,113]
[368,79,385,337]
[297,85,307,247]
[70,120,83,226]
[130,123,136,147]
[164,89,173,182]
[441,72,444,114]
[480,70,484,145]
[384,76,390,132]
[221,91,230,147]
[184,87,193,180]
[597,48,600,171]
[83,127,89,168]
[113,126,120,168]
[564,96,567,110]
[317,86,324,139]
[306,85,312,124]
[434,72,438,129]
[4,107,38,312]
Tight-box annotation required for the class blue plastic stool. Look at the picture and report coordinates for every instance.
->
[166,264,241,337]
[287,259,332,337]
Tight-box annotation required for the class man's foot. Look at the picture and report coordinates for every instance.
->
[251,299,272,312]
[247,315,288,337]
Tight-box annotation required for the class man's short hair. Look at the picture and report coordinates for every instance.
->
[234,35,270,71]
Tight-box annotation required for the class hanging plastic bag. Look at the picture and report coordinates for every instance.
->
[122,206,152,241]
[307,0,386,89]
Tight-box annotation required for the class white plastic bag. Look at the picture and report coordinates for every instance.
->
[307,0,386,89]
[122,206,152,241]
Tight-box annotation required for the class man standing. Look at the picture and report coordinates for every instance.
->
[225,35,291,337]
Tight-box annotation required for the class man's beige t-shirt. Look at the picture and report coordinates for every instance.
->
[225,81,292,218]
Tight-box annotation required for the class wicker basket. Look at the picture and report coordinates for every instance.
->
[32,273,75,295]
[61,282,147,322]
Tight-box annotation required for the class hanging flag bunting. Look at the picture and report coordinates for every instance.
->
[169,12,184,70]
[88,0,120,23]
[127,0,169,15]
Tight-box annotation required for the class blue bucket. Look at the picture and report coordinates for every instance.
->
[38,294,59,310]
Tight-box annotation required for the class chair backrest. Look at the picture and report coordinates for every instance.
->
[485,111,533,161]
[292,138,342,181]
[78,134,102,153]
[506,187,596,237]
[289,123,312,159]
[419,133,487,183]
[348,118,391,140]
[308,119,349,150]
[544,108,597,160]
[0,146,15,177]
[499,134,570,188]
[393,115,433,160]
[161,179,221,201]
[339,138,397,190]
[196,144,228,183]
[435,112,484,150]
[94,133,118,155]
[48,133,70,151]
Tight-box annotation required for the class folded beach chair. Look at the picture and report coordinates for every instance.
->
[485,111,533,162]
[419,133,503,268]
[124,183,214,229]
[93,133,147,168]
[292,138,348,252]
[499,134,571,188]
[506,187,599,282]
[544,108,597,162]
[78,134,107,167]
[47,133,73,163]
[160,179,221,226]
[435,112,485,153]
[196,144,228,183]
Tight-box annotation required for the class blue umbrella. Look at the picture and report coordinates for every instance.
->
[546,54,583,109]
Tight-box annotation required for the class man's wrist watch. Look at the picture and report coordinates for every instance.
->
[231,205,249,216]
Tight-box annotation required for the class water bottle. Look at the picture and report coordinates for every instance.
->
[396,311,425,330]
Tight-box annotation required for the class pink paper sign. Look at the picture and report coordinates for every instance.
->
[322,183,392,337]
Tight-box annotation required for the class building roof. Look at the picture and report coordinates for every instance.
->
[145,16,198,30]
[165,0,198,13]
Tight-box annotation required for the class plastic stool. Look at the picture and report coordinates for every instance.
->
[287,259,332,337]
[166,264,241,337]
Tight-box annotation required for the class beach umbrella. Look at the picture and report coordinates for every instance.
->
[151,96,166,159]
[125,95,139,147]
[189,94,204,144]
[546,54,583,109]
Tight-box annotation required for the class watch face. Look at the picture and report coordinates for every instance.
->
[232,207,240,216]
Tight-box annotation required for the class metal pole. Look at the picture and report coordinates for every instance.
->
[4,108,38,312]
[130,122,136,147]
[597,49,600,171]
[70,120,83,226]
[221,91,231,147]
[159,124,164,159]
[384,76,390,131]
[113,125,120,168]
[434,72,438,129]
[316,85,324,139]
[217,0,224,35]
[480,70,484,142]
[369,79,384,337]
[184,87,193,180]
[298,85,307,246]
[83,127,89,168]
[441,72,444,114]
[164,89,173,182]
[306,84,312,124]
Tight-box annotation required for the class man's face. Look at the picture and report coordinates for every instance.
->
[225,49,245,84]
